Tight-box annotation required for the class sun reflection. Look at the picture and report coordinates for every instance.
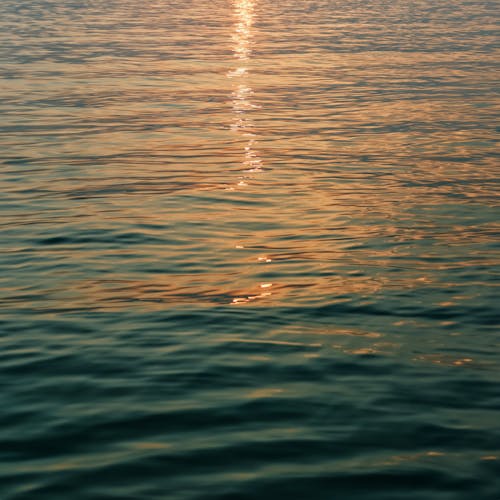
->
[231,0,255,63]
[228,0,263,183]
[231,282,274,304]
[227,0,268,304]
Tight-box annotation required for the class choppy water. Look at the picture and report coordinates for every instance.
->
[1,0,499,498]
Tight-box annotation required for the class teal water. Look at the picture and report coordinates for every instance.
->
[1,0,499,498]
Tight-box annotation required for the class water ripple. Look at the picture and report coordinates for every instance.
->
[1,0,499,499]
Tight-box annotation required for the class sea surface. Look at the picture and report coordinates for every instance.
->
[1,0,499,499]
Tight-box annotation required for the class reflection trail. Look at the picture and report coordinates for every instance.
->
[228,0,273,305]
[228,0,263,181]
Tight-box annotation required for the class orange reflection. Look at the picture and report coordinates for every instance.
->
[229,0,263,185]
[232,0,255,63]
[6,1,496,320]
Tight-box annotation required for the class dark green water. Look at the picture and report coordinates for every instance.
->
[1,0,499,498]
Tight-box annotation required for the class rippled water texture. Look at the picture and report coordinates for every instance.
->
[1,0,499,498]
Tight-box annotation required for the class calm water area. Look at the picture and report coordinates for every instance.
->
[1,0,499,498]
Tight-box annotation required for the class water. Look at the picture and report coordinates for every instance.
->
[1,0,499,498]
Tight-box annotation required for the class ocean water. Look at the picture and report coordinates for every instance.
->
[1,0,499,498]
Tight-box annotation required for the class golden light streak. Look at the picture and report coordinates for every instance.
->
[228,0,263,182]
